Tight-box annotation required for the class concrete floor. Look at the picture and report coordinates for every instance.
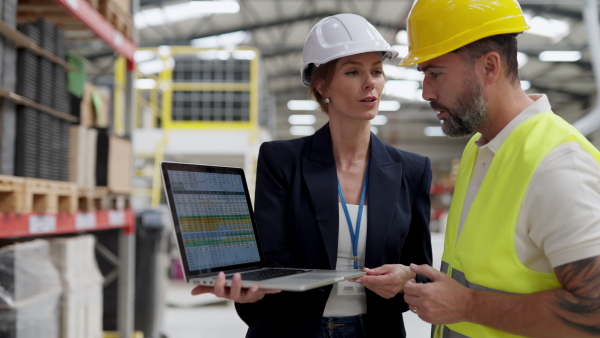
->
[160,231,444,338]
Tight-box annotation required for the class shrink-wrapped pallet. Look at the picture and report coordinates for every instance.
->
[0,239,62,338]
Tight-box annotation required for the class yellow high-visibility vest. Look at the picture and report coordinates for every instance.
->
[435,111,600,337]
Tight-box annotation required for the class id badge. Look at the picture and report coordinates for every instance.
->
[337,280,365,296]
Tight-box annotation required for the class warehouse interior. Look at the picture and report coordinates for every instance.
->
[1,0,600,337]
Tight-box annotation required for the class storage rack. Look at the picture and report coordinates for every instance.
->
[0,0,137,336]
[132,46,263,210]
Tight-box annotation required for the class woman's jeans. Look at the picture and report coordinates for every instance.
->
[318,315,366,338]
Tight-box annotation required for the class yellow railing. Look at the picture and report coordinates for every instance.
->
[126,46,261,206]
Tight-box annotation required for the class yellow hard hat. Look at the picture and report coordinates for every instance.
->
[399,0,530,66]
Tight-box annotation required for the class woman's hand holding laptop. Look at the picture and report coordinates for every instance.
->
[191,271,281,303]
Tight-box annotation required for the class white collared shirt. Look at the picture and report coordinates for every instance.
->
[459,94,600,273]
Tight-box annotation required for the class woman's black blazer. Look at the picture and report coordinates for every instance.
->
[236,123,433,337]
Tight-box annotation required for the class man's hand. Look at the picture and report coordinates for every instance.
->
[403,264,473,324]
[191,272,281,304]
[352,264,416,299]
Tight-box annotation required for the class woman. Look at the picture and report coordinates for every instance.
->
[192,13,433,337]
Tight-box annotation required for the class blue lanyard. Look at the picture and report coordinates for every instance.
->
[337,159,370,269]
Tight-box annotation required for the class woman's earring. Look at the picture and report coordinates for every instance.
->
[325,98,330,104]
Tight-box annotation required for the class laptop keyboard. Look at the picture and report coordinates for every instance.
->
[226,268,310,281]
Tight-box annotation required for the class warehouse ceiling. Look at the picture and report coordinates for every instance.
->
[77,0,600,172]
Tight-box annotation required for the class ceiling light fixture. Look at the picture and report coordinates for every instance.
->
[395,30,408,45]
[191,31,250,48]
[135,1,239,29]
[137,59,165,75]
[521,80,531,91]
[382,64,424,81]
[517,52,528,68]
[424,126,445,137]
[391,44,409,59]
[538,51,582,62]
[287,100,319,111]
[288,114,316,125]
[135,79,156,89]
[384,80,422,101]
[524,15,570,41]
[379,101,401,111]
[231,50,256,60]
[290,126,315,136]
[189,1,240,13]
[371,115,388,126]
[134,50,157,63]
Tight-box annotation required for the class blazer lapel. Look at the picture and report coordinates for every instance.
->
[302,124,339,269]
[365,134,403,267]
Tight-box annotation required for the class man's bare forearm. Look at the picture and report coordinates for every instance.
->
[466,256,600,337]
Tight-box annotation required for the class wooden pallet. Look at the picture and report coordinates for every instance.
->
[23,178,78,213]
[0,176,78,213]
[18,0,132,38]
[85,0,99,10]
[0,175,25,213]
[98,0,133,38]
[105,188,130,210]
[78,188,105,212]
[79,187,130,211]
[2,175,132,213]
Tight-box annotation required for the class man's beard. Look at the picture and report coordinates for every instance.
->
[431,74,489,138]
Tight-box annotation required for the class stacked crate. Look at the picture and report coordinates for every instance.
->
[0,99,16,175]
[1,0,17,93]
[53,25,70,115]
[1,0,18,90]
[2,0,16,28]
[14,23,40,179]
[14,106,38,178]
[9,20,72,182]
[15,24,39,100]
[0,2,18,176]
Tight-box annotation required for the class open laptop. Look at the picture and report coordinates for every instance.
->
[161,161,365,291]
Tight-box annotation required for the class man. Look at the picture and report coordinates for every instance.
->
[398,0,600,337]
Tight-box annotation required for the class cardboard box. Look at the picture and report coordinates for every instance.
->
[108,135,132,194]
[80,83,109,129]
[69,125,97,189]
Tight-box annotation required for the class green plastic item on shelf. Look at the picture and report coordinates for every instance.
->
[92,91,108,127]
[67,52,86,98]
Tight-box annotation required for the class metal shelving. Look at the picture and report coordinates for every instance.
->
[0,0,137,335]
[0,209,134,238]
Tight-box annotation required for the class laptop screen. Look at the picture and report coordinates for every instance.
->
[161,162,264,276]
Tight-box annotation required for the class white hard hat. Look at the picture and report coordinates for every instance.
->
[301,13,399,86]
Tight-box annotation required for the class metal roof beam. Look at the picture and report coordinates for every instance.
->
[138,13,403,48]
[521,4,583,20]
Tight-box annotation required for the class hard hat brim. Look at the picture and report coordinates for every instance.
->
[302,49,399,86]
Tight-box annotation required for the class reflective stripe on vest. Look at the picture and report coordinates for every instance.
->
[440,261,517,294]
[433,112,600,338]
[440,325,470,338]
